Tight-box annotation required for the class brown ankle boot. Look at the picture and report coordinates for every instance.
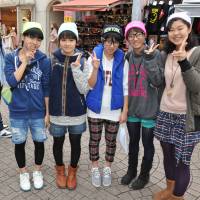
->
[168,194,184,200]
[55,165,67,188]
[153,179,175,200]
[66,165,78,190]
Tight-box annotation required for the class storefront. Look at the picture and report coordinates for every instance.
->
[53,0,132,52]
[0,0,35,33]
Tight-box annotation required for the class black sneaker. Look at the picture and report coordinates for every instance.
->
[129,175,149,190]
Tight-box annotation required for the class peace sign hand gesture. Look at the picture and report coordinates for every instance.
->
[71,53,82,67]
[172,37,188,61]
[91,51,100,70]
[144,43,160,55]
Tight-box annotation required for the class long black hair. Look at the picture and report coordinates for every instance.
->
[164,18,197,54]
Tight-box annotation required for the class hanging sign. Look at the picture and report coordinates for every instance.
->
[64,11,74,22]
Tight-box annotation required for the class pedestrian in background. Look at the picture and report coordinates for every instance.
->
[86,25,128,188]
[0,34,12,138]
[121,21,163,190]
[48,23,58,56]
[153,12,200,200]
[49,22,89,190]
[4,22,51,192]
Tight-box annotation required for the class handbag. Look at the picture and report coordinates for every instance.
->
[117,123,129,154]
[1,86,12,105]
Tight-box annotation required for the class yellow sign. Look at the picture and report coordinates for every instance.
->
[64,11,74,22]
[64,16,73,22]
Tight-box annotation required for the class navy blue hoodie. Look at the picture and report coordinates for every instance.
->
[4,48,51,119]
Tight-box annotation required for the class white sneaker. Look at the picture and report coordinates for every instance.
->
[20,172,31,191]
[91,167,101,187]
[0,129,12,138]
[32,171,44,190]
[102,167,112,187]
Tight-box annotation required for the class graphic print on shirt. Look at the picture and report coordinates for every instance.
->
[128,63,147,98]
[104,69,112,86]
[18,63,42,91]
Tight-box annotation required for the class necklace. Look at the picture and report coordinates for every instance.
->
[133,56,143,88]
[167,56,179,96]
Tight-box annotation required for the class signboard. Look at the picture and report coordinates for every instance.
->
[64,11,74,22]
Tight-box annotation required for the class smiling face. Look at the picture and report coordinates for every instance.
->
[59,31,77,56]
[23,35,42,53]
[168,19,191,49]
[59,38,76,56]
[127,28,145,52]
[103,38,119,58]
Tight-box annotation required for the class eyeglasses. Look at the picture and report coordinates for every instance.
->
[104,40,119,46]
[128,32,144,40]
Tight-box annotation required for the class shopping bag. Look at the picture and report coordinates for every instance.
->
[117,123,129,154]
[1,86,12,105]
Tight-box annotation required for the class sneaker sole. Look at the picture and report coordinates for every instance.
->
[92,183,101,188]
[103,183,111,187]
[34,185,44,190]
[20,187,31,192]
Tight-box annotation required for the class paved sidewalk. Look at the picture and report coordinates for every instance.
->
[0,103,200,200]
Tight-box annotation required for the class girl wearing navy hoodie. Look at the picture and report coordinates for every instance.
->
[49,22,88,190]
[4,22,51,191]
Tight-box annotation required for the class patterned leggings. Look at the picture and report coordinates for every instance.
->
[88,117,119,162]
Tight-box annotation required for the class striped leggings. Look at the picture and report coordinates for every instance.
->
[88,117,119,162]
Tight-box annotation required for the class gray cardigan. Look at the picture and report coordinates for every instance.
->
[161,46,200,132]
[182,46,200,132]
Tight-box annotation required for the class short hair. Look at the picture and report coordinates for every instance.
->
[58,30,77,42]
[23,28,44,40]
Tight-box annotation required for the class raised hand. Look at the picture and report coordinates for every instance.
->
[172,37,188,61]
[91,51,100,70]
[144,43,160,55]
[19,49,35,65]
[71,53,82,67]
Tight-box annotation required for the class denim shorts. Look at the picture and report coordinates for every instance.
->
[128,116,155,128]
[49,122,86,137]
[10,118,47,144]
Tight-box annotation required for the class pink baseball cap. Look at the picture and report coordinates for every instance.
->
[125,21,147,39]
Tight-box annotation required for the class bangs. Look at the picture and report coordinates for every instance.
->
[103,32,121,42]
[59,30,77,41]
[23,28,44,40]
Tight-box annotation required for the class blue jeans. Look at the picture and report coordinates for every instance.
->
[49,122,86,137]
[10,118,47,144]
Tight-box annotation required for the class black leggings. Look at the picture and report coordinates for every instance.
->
[160,141,191,196]
[15,141,44,168]
[53,134,82,168]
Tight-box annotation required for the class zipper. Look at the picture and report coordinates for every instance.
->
[61,57,69,115]
[80,96,84,106]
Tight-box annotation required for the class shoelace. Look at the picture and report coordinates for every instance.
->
[103,167,111,177]
[21,173,29,182]
[92,168,100,177]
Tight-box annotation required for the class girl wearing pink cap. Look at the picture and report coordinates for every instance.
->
[121,21,163,190]
[153,12,200,200]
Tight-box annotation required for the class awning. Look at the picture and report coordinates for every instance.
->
[53,0,129,12]
[175,4,200,17]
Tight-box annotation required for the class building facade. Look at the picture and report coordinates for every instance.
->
[0,0,65,52]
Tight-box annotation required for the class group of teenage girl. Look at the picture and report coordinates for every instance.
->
[2,11,200,200]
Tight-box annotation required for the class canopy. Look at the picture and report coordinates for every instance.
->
[53,0,129,11]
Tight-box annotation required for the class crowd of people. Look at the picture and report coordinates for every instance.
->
[0,12,200,200]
